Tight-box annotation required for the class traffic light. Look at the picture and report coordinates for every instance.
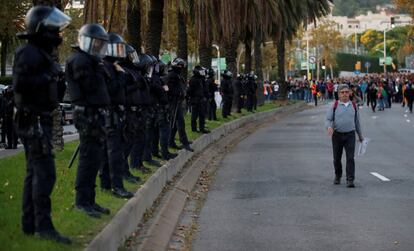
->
[391,17,395,28]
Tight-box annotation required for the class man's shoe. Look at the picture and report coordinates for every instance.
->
[92,203,110,215]
[162,152,178,160]
[138,166,152,174]
[124,174,141,184]
[144,159,162,167]
[333,177,341,185]
[347,180,355,188]
[35,230,72,244]
[112,188,134,199]
[182,144,194,152]
[75,204,101,218]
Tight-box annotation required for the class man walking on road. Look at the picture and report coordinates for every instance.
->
[325,84,364,188]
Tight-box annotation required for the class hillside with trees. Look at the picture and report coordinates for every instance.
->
[332,0,392,17]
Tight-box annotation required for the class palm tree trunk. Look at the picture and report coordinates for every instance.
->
[177,10,188,81]
[244,35,252,73]
[33,0,62,8]
[199,42,212,69]
[146,0,164,56]
[254,31,264,105]
[1,36,8,77]
[277,33,287,100]
[126,0,142,52]
[224,32,238,78]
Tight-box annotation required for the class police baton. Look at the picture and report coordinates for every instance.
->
[68,144,80,169]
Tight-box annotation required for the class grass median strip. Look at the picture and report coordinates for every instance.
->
[0,101,288,251]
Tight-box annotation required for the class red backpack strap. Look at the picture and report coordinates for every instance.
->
[333,100,339,110]
[352,101,357,111]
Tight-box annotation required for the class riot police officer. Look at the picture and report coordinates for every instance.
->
[166,58,193,151]
[119,47,151,175]
[151,59,178,160]
[245,72,256,112]
[220,70,234,118]
[188,65,209,133]
[3,87,17,149]
[99,33,134,198]
[13,5,71,243]
[234,74,245,113]
[66,23,111,218]
[206,68,218,121]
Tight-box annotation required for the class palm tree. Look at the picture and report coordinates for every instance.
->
[126,0,142,53]
[146,0,165,56]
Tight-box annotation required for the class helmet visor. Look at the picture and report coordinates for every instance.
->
[40,7,71,32]
[79,35,108,58]
[128,51,140,64]
[107,43,126,58]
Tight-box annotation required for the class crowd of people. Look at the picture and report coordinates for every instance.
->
[285,73,414,112]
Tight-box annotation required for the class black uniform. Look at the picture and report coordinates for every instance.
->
[3,89,18,148]
[167,69,191,148]
[206,77,218,120]
[245,78,256,112]
[405,84,414,113]
[188,74,207,131]
[99,58,129,193]
[119,61,146,176]
[13,42,66,234]
[220,78,233,118]
[151,74,174,159]
[66,48,110,213]
[234,78,244,113]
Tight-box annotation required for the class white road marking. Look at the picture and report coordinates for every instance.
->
[407,120,411,123]
[372,116,378,119]
[370,172,391,181]
[404,114,408,118]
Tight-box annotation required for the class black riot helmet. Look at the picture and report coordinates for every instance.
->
[237,73,243,80]
[106,32,126,59]
[136,54,154,76]
[18,6,71,37]
[222,69,233,79]
[193,65,205,77]
[171,57,187,69]
[125,44,140,65]
[78,23,109,59]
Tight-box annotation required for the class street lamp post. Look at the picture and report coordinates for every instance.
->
[212,44,220,83]
[383,28,387,74]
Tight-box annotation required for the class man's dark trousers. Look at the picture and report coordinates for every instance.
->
[169,103,190,146]
[21,119,55,234]
[99,121,126,190]
[191,101,206,131]
[332,131,356,181]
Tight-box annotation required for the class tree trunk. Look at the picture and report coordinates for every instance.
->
[177,10,188,81]
[254,31,264,105]
[103,0,109,28]
[224,32,238,78]
[33,0,62,8]
[277,33,287,100]
[0,36,8,77]
[108,0,117,32]
[126,0,141,53]
[145,0,164,56]
[244,35,252,73]
[198,42,212,69]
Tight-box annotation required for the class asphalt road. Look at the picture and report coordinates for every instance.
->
[193,103,414,251]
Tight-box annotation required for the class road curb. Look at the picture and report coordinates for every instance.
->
[85,102,306,251]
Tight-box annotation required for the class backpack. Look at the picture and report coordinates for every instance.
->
[333,100,357,124]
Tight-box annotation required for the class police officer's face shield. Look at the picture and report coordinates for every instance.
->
[78,35,108,58]
[107,43,126,59]
[38,7,72,32]
[128,51,140,65]
[146,65,154,78]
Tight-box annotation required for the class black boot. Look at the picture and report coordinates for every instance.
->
[75,204,101,218]
[112,188,134,199]
[92,203,110,215]
[35,230,72,244]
